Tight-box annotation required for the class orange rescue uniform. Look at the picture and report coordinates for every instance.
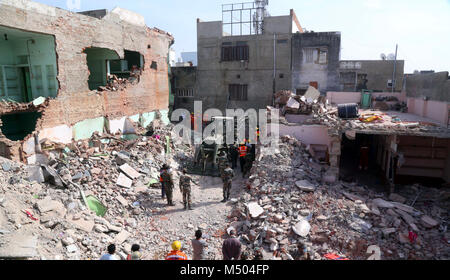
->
[165,250,188,260]
[239,145,248,157]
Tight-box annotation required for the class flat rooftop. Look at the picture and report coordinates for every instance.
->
[338,109,450,138]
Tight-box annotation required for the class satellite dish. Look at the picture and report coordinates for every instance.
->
[387,53,396,60]
[380,53,386,60]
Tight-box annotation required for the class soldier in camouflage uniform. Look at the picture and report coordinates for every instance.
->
[161,166,175,206]
[179,169,194,210]
[221,163,234,202]
[218,150,228,179]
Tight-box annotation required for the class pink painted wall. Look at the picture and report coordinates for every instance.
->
[326,91,407,105]
[407,97,449,125]
[327,92,360,105]
[277,124,330,147]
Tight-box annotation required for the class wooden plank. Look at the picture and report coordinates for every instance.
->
[399,136,448,147]
[400,147,447,158]
[397,167,443,178]
[403,158,446,169]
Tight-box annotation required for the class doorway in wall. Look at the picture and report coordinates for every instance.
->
[19,67,32,102]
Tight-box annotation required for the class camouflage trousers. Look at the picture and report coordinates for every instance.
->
[223,180,232,200]
[182,189,192,207]
[165,185,174,204]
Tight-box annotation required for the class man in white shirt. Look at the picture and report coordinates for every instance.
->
[99,244,120,260]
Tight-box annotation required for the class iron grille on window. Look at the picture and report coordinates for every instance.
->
[222,45,249,61]
[176,88,194,97]
[229,84,248,101]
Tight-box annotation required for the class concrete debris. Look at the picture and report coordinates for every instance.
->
[421,216,439,228]
[116,173,133,189]
[295,180,316,192]
[292,220,311,237]
[227,135,449,260]
[0,113,447,261]
[247,202,264,219]
[372,198,395,208]
[119,163,141,180]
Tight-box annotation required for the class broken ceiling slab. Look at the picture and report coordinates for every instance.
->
[67,215,95,233]
[119,163,141,180]
[247,202,264,219]
[0,233,38,259]
[286,97,300,109]
[295,180,316,192]
[116,173,133,189]
[302,86,320,103]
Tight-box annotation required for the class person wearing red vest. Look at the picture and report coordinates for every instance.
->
[239,142,248,173]
[166,241,188,260]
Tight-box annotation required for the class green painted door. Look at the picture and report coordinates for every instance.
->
[23,67,32,102]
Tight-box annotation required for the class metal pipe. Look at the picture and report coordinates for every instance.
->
[392,44,398,93]
[273,33,276,106]
[26,39,35,78]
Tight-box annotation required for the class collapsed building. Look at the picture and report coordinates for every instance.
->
[273,73,450,187]
[0,0,174,163]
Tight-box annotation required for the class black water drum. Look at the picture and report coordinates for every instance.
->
[338,103,359,119]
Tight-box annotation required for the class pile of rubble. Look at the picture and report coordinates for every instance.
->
[0,118,189,260]
[274,87,326,116]
[98,69,142,92]
[226,135,449,260]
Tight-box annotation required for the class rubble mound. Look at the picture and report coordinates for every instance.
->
[227,135,450,260]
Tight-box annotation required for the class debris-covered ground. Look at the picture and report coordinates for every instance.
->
[228,135,449,260]
[0,119,449,260]
[0,118,249,260]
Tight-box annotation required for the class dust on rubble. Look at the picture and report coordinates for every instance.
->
[0,120,448,260]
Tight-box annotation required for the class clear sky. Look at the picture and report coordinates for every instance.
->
[32,0,450,73]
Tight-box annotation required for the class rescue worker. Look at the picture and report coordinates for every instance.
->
[229,144,239,170]
[161,164,175,206]
[221,163,234,202]
[165,241,188,260]
[179,168,194,210]
[239,141,248,173]
[217,150,228,179]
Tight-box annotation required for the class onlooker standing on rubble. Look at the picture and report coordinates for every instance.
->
[127,244,143,260]
[222,229,242,260]
[179,168,194,210]
[161,164,175,206]
[221,163,234,202]
[99,244,120,260]
[191,230,208,260]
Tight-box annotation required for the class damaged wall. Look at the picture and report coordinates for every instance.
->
[0,0,173,160]
[291,32,341,94]
[405,71,450,103]
[196,16,293,111]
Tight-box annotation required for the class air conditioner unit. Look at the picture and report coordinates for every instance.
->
[387,79,395,88]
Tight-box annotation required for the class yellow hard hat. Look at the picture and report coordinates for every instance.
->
[172,241,181,251]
